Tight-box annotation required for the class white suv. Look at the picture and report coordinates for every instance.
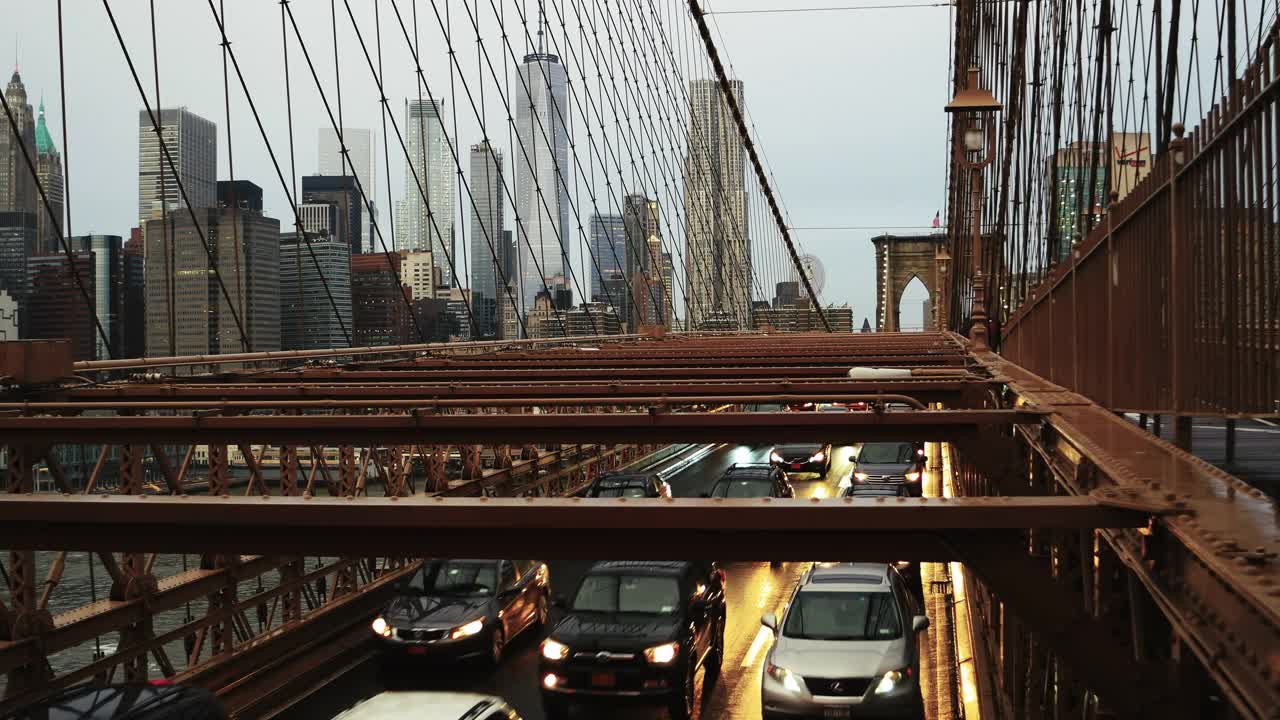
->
[761,563,928,719]
[333,692,522,720]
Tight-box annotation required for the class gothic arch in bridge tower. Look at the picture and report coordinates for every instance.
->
[871,234,945,332]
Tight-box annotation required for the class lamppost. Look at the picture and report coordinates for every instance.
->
[945,65,1003,351]
[934,242,951,331]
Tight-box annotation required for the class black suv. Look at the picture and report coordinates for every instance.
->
[850,442,927,497]
[703,463,794,499]
[372,559,549,666]
[539,561,727,720]
[585,472,672,499]
[768,443,833,478]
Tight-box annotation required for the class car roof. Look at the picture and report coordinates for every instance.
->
[773,443,823,451]
[801,563,893,591]
[589,560,690,577]
[594,473,654,485]
[846,486,905,497]
[718,464,776,480]
[334,692,505,719]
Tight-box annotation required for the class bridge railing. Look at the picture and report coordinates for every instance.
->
[1001,30,1280,418]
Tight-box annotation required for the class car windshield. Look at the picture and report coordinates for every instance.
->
[783,591,902,640]
[593,483,650,498]
[711,478,774,497]
[776,445,822,456]
[406,561,497,596]
[572,574,681,614]
[858,443,915,464]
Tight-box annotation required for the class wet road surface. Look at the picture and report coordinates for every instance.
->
[285,442,942,720]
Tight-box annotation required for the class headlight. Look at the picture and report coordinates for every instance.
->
[853,471,869,482]
[766,663,805,694]
[449,618,484,640]
[769,451,783,463]
[371,617,392,638]
[809,451,826,463]
[905,471,921,482]
[541,638,570,661]
[875,669,907,695]
[644,641,679,664]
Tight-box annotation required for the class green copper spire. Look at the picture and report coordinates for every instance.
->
[35,98,55,155]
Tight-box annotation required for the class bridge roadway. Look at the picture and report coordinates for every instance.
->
[283,443,958,720]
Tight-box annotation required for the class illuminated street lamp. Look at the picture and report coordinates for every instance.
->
[945,65,1002,350]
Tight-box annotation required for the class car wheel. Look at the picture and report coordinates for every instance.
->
[488,626,505,666]
[668,662,696,720]
[543,697,573,720]
[534,592,550,628]
[705,614,726,682]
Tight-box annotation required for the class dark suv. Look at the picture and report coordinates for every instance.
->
[769,444,832,478]
[585,472,672,499]
[850,443,926,497]
[539,561,727,720]
[373,559,549,666]
[704,464,794,499]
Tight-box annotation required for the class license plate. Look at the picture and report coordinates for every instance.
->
[406,646,427,655]
[791,463,803,470]
[823,708,851,719]
[591,672,616,687]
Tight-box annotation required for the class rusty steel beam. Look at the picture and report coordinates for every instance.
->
[0,409,1041,445]
[0,494,1161,557]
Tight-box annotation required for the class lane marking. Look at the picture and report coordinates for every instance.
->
[1257,418,1277,427]
[1193,424,1280,434]
[740,626,771,668]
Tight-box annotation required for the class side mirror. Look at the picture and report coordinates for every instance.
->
[848,455,857,464]
[912,615,930,633]
[761,612,778,632]
[552,593,569,610]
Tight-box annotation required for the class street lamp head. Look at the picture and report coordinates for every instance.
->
[945,66,1003,114]
[963,127,985,152]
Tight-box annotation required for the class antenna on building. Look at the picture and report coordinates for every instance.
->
[537,0,547,54]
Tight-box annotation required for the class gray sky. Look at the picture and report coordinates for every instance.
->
[5,0,953,326]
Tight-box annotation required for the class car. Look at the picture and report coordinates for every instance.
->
[371,559,549,666]
[769,443,833,478]
[842,482,911,499]
[585,472,672,498]
[332,692,522,719]
[784,402,817,412]
[849,443,926,497]
[761,563,929,719]
[703,463,795,499]
[19,684,227,720]
[539,561,727,720]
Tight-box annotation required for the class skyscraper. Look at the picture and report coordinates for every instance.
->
[0,70,37,216]
[0,288,16,341]
[685,79,749,330]
[26,251,96,360]
[143,181,279,357]
[318,127,376,252]
[351,253,410,347]
[67,234,124,359]
[34,101,63,253]
[398,99,455,285]
[0,211,37,306]
[123,230,145,357]
[515,51,570,317]
[279,231,351,351]
[137,108,217,229]
[302,175,363,257]
[623,195,665,330]
[469,140,506,337]
[589,213,625,304]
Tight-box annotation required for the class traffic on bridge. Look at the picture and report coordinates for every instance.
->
[1,0,1278,719]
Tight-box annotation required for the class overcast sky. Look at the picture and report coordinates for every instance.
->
[4,0,953,327]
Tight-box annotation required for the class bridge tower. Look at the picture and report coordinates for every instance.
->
[871,233,944,331]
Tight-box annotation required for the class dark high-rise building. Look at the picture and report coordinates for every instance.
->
[67,234,124,359]
[589,213,626,303]
[143,182,280,357]
[351,253,409,347]
[218,180,264,211]
[469,141,506,338]
[123,229,146,357]
[0,211,37,306]
[1,71,37,217]
[280,232,352,351]
[303,175,364,257]
[26,251,96,361]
